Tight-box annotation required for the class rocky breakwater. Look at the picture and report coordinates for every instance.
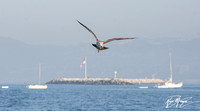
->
[46,78,164,85]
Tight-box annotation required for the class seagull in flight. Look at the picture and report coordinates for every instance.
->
[77,20,136,52]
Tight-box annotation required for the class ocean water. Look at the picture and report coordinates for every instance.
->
[0,84,200,111]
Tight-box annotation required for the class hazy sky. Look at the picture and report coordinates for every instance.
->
[0,0,200,84]
[0,0,200,46]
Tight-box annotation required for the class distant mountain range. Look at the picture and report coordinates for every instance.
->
[0,36,199,84]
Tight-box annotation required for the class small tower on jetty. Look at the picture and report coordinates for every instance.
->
[114,71,117,79]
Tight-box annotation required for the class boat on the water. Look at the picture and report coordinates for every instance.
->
[156,53,183,88]
[27,84,47,89]
[139,86,148,89]
[27,64,47,89]
[157,81,182,88]
[2,86,9,89]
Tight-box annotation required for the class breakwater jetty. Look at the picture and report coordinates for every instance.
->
[46,78,164,85]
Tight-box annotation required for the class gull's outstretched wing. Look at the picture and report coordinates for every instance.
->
[103,37,135,44]
[77,20,98,41]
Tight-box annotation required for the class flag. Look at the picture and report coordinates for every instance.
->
[80,59,86,68]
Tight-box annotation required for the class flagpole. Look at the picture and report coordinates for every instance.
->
[85,57,87,79]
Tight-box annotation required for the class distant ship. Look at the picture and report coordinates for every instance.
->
[156,53,183,88]
[1,86,9,89]
[139,86,148,89]
[27,64,47,89]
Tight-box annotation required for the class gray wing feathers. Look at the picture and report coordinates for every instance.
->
[77,20,98,41]
[103,38,135,44]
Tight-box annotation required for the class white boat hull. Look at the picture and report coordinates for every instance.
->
[157,82,183,88]
[139,86,148,89]
[2,86,9,89]
[27,85,47,89]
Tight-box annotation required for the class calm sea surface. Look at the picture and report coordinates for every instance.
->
[0,84,200,111]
